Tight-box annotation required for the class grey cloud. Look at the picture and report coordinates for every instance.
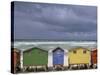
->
[13,2,97,41]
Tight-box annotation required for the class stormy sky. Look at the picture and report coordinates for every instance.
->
[13,2,97,41]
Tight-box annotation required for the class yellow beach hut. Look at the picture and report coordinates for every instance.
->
[68,47,91,69]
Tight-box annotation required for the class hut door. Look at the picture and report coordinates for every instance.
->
[53,49,64,65]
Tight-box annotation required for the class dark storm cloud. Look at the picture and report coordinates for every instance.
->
[13,2,97,40]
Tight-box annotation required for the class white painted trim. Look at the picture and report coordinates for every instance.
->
[20,51,23,69]
[48,50,53,67]
[63,49,69,66]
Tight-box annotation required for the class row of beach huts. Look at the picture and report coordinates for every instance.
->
[11,46,97,73]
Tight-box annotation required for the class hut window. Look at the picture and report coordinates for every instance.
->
[83,50,86,54]
[73,51,76,54]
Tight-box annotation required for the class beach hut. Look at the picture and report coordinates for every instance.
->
[11,48,21,73]
[23,47,48,71]
[52,47,65,70]
[68,47,91,69]
[48,47,68,70]
[91,49,97,68]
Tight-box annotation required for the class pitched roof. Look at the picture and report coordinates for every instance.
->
[52,47,64,52]
[12,48,21,53]
[23,47,47,53]
[69,47,90,52]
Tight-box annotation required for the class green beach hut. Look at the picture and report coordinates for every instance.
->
[23,47,48,71]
